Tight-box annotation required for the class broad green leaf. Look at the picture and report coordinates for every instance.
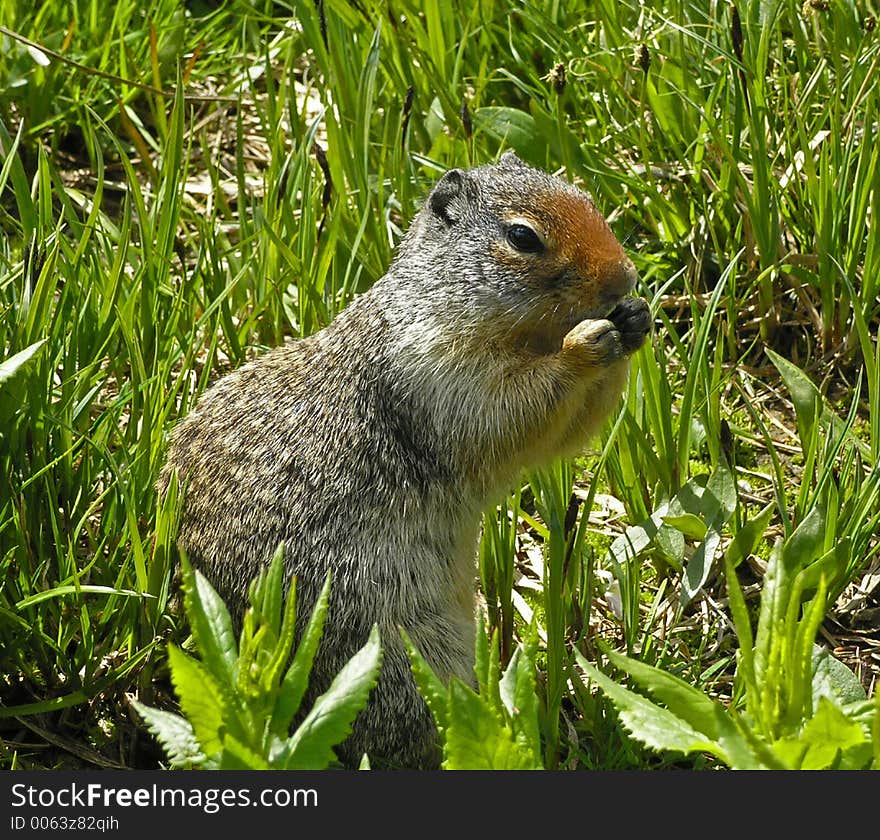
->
[765,347,821,444]
[130,700,205,768]
[706,462,738,523]
[682,527,722,606]
[791,546,844,603]
[574,651,760,767]
[528,103,583,174]
[766,737,807,769]
[781,505,827,575]
[167,644,226,757]
[601,647,760,769]
[775,697,872,770]
[180,557,238,686]
[220,734,271,770]
[724,502,774,569]
[402,628,449,736]
[271,571,331,735]
[0,339,47,387]
[473,107,545,167]
[280,624,382,770]
[665,466,735,526]
[608,468,736,598]
[662,513,707,540]
[655,522,686,567]
[606,507,666,567]
[811,646,867,707]
[443,679,540,770]
[645,75,686,144]
[681,465,737,605]
[424,95,445,143]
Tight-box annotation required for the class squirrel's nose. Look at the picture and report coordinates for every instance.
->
[600,258,638,298]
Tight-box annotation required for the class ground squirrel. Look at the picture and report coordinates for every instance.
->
[158,151,651,768]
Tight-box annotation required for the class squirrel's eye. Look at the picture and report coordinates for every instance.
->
[506,224,544,254]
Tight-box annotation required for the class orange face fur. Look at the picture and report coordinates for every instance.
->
[525,191,631,289]
[485,184,636,349]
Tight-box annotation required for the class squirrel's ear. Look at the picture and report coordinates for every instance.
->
[499,150,527,169]
[428,169,475,226]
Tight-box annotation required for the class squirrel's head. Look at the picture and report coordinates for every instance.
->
[395,152,637,352]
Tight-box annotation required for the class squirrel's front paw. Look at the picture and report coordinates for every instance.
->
[562,318,623,366]
[607,297,651,354]
[562,298,651,368]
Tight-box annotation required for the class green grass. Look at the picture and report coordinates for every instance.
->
[1,0,878,769]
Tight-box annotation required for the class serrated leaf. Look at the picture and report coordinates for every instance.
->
[258,550,300,697]
[574,650,753,765]
[271,571,331,735]
[167,644,226,757]
[180,556,237,686]
[788,576,829,725]
[443,679,541,770]
[499,640,542,764]
[601,647,760,769]
[260,581,298,694]
[280,624,383,770]
[836,699,877,731]
[485,626,503,714]
[253,542,286,635]
[130,700,205,768]
[402,628,449,736]
[754,506,826,687]
[498,647,520,718]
